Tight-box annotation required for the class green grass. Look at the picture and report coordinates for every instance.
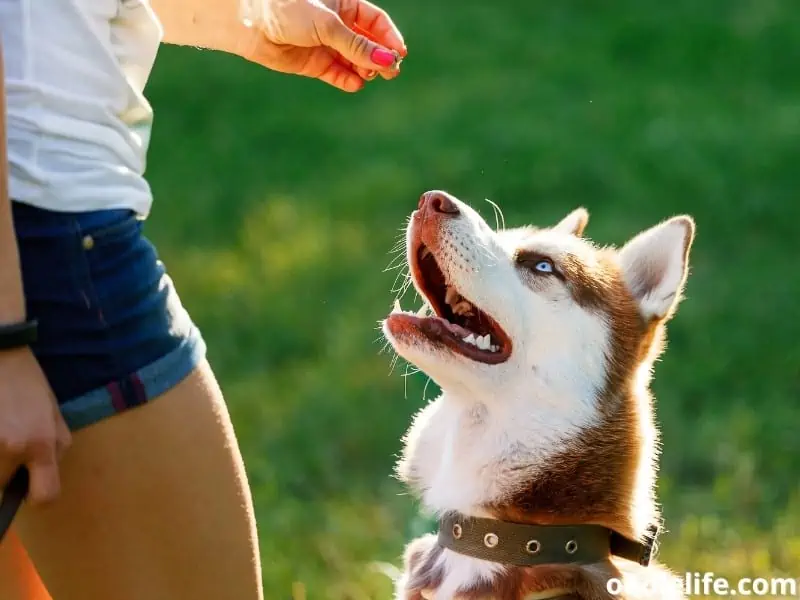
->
[142,0,799,597]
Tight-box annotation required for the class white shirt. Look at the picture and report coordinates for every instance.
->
[1,0,162,216]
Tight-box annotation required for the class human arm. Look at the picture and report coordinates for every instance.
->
[149,0,407,92]
[0,47,26,323]
[0,42,71,506]
[148,0,247,55]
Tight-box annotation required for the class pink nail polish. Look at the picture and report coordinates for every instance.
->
[370,48,395,68]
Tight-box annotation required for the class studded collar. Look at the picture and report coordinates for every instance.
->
[437,512,659,568]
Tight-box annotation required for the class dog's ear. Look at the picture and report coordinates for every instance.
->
[618,216,695,321]
[552,207,589,237]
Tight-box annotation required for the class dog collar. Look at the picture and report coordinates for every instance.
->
[437,512,660,568]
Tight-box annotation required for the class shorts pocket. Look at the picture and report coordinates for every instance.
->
[77,210,142,252]
[76,210,163,320]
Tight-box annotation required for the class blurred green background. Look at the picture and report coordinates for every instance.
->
[143,0,799,597]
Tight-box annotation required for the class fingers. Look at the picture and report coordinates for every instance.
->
[240,0,405,91]
[0,421,68,506]
[28,410,70,503]
[316,8,401,73]
[354,66,379,81]
[333,54,383,83]
[25,446,61,506]
[0,452,60,507]
[319,62,365,92]
[338,0,406,56]
[304,46,366,92]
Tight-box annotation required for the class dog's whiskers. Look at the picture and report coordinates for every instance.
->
[393,272,414,301]
[391,272,412,299]
[484,197,506,231]
[422,376,434,402]
[388,352,401,376]
[383,261,407,272]
[385,250,407,271]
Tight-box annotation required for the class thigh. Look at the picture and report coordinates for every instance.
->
[15,360,263,600]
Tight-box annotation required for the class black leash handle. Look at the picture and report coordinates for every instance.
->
[0,466,29,543]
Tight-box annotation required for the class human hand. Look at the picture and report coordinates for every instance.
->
[237,0,407,92]
[0,348,71,506]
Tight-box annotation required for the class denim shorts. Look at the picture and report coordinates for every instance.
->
[12,201,207,431]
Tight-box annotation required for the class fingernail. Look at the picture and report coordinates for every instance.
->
[365,70,378,80]
[370,47,396,68]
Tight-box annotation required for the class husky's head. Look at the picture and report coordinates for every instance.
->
[383,191,693,413]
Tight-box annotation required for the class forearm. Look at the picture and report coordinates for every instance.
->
[0,42,27,323]
[149,0,251,55]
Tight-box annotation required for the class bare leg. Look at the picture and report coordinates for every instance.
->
[0,529,52,600]
[12,360,263,600]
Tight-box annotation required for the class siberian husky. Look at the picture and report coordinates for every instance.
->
[381,191,695,600]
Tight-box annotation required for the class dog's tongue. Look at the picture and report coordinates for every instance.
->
[390,299,472,338]
[444,319,472,337]
[418,315,471,338]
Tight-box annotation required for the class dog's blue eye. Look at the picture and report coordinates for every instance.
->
[534,260,554,273]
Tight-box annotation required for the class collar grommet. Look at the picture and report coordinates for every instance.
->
[565,540,578,555]
[525,540,541,555]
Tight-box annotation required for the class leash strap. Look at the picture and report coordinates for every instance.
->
[0,466,29,543]
[438,512,660,568]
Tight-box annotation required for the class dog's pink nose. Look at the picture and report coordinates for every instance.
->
[419,191,459,215]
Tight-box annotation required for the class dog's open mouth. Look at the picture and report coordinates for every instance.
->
[386,243,512,364]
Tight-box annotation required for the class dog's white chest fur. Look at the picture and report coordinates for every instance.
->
[404,397,505,515]
[399,390,597,517]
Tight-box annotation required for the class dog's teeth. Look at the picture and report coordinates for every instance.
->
[417,303,430,316]
[476,335,490,350]
[421,247,431,259]
[392,299,402,314]
[490,344,499,352]
[463,334,476,346]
